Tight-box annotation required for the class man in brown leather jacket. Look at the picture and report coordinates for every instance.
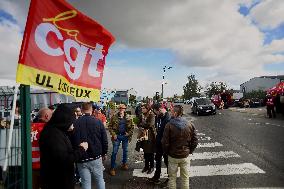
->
[161,105,198,189]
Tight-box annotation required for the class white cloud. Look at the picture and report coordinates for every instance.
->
[0,20,22,81]
[70,0,283,89]
[102,66,161,97]
[0,0,283,97]
[249,0,284,29]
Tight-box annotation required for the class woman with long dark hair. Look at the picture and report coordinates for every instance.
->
[138,104,156,174]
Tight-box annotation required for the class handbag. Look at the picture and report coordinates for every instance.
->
[137,128,148,142]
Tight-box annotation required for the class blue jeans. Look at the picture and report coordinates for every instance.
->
[111,135,129,168]
[77,158,105,189]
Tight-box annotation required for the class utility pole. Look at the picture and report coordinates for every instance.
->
[161,66,172,99]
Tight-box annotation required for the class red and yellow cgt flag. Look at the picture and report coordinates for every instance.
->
[16,0,115,101]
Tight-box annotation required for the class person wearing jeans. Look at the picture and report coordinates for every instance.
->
[73,102,108,189]
[77,158,105,189]
[111,134,128,169]
[108,104,134,176]
[162,105,198,189]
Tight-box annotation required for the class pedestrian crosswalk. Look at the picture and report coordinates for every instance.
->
[132,130,266,179]
[133,163,265,178]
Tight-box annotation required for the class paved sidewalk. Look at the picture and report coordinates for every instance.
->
[229,107,267,116]
[229,107,284,120]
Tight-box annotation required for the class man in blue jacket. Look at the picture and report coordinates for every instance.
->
[73,102,108,189]
[148,103,171,184]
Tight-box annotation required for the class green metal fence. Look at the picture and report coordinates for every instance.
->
[0,85,31,189]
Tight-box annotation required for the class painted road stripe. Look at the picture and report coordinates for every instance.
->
[232,187,284,189]
[200,136,211,141]
[197,133,206,136]
[189,151,240,160]
[133,163,265,178]
[197,142,223,148]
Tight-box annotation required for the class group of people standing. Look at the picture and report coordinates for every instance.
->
[133,103,198,189]
[32,102,108,189]
[31,101,198,189]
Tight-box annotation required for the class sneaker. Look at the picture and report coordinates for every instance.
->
[121,163,128,170]
[142,167,148,173]
[76,178,81,185]
[147,167,154,174]
[109,169,116,176]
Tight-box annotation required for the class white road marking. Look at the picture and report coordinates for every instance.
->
[200,136,211,141]
[190,163,265,177]
[189,151,240,160]
[134,160,144,164]
[197,142,223,148]
[197,133,206,136]
[232,187,284,189]
[133,163,265,178]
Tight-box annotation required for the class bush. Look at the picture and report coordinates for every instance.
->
[133,116,139,125]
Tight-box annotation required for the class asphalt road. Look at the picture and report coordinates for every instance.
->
[77,105,284,189]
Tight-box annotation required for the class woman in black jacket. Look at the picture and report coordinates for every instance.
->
[39,104,88,189]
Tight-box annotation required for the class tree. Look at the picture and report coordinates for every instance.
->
[183,74,201,100]
[244,90,266,99]
[206,81,228,98]
[129,94,136,105]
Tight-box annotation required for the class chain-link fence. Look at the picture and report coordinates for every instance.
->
[0,86,22,189]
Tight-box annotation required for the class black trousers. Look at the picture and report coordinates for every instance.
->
[267,106,276,118]
[144,153,154,169]
[154,151,168,179]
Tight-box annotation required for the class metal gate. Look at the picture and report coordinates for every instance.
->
[0,85,31,189]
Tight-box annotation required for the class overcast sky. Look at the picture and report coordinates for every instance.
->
[0,0,283,97]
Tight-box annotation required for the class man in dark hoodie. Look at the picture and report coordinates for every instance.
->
[39,104,88,189]
[162,105,198,189]
[148,103,171,184]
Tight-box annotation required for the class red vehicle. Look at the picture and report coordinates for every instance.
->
[211,92,233,109]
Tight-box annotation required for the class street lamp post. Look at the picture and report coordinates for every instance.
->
[161,66,172,99]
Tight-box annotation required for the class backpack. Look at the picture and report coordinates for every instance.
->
[190,124,198,153]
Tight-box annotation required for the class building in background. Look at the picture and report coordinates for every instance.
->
[111,88,137,105]
[240,75,284,93]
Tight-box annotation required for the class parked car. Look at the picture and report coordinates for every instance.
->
[249,98,263,108]
[191,98,216,116]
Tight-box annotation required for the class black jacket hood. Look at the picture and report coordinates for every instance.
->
[47,104,76,132]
